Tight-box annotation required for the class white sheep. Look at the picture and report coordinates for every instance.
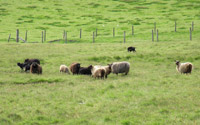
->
[110,61,130,75]
[175,60,193,74]
[60,65,70,74]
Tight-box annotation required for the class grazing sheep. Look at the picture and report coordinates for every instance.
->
[79,65,93,75]
[175,60,193,74]
[92,68,105,79]
[110,61,130,75]
[127,46,136,52]
[17,59,40,71]
[69,62,81,75]
[60,65,70,74]
[30,62,42,74]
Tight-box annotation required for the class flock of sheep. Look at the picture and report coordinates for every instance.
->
[17,46,193,79]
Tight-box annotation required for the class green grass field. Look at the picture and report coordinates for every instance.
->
[0,41,200,124]
[0,0,200,43]
[0,0,200,124]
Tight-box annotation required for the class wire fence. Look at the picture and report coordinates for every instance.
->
[6,21,199,44]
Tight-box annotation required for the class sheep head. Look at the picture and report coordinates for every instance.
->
[175,60,180,65]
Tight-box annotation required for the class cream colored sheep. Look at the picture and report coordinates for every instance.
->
[175,61,193,74]
[60,65,70,74]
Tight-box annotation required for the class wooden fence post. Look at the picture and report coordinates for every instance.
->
[154,22,156,34]
[16,29,19,43]
[175,21,176,32]
[93,32,95,43]
[124,31,126,43]
[190,27,192,41]
[132,25,134,36]
[152,29,154,42]
[157,29,159,42]
[8,34,11,42]
[80,29,82,39]
[25,30,27,42]
[113,27,115,37]
[42,31,43,43]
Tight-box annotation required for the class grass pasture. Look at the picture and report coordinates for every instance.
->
[0,0,200,43]
[0,41,200,124]
[1,0,200,124]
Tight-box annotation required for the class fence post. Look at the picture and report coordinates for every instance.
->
[80,29,82,39]
[25,30,27,42]
[190,27,192,41]
[113,27,115,37]
[152,30,154,42]
[96,28,97,37]
[42,31,43,43]
[175,21,176,32]
[192,22,194,31]
[44,30,46,41]
[93,32,95,43]
[124,31,126,43]
[8,34,11,42]
[157,29,159,42]
[154,22,156,34]
[132,25,134,36]
[16,29,19,43]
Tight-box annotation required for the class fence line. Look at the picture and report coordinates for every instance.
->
[8,21,198,43]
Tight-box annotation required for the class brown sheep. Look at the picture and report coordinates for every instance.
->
[69,62,80,75]
[30,62,42,74]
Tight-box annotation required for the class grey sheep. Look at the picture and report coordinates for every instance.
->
[110,61,130,75]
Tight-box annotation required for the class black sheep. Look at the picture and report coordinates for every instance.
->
[24,59,40,65]
[17,59,40,71]
[79,65,93,75]
[127,46,136,52]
